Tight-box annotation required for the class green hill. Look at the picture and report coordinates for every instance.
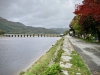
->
[0,17,59,34]
[50,28,69,34]
[0,17,68,34]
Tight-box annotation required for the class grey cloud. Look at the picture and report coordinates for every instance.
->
[0,0,82,28]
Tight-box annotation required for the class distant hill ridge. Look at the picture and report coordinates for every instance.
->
[0,17,68,34]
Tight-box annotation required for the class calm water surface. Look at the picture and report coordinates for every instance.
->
[0,37,60,75]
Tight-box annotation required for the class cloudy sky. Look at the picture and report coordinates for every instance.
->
[0,0,82,28]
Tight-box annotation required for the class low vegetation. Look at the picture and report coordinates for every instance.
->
[65,51,91,75]
[43,63,63,75]
[54,49,64,63]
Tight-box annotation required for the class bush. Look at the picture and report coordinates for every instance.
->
[43,63,63,75]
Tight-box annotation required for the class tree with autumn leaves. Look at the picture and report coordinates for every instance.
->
[72,0,100,42]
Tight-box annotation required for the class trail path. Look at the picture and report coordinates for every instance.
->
[60,36,74,75]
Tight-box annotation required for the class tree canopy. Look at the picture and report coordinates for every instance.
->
[72,0,100,41]
[74,0,100,21]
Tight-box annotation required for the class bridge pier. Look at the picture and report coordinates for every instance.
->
[33,34,34,37]
[20,35,22,37]
[50,35,51,37]
[41,34,42,37]
[29,35,31,37]
[12,35,13,37]
[38,34,39,37]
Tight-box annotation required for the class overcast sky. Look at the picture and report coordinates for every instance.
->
[0,0,82,28]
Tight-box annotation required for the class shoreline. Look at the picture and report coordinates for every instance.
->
[16,47,51,75]
[22,40,57,70]
[19,38,63,75]
[18,39,60,75]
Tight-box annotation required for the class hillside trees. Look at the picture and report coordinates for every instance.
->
[73,0,100,42]
[0,29,5,35]
[0,17,61,34]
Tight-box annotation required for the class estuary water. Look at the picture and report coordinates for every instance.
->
[0,37,60,75]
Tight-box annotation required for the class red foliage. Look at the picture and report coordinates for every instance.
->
[74,0,100,21]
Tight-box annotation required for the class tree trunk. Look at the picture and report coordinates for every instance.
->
[97,31,100,42]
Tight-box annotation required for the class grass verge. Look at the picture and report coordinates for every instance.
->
[65,51,91,75]
[19,38,63,75]
[54,49,64,63]
[77,37,100,44]
[43,63,63,75]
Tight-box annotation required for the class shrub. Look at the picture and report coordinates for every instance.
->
[43,63,63,75]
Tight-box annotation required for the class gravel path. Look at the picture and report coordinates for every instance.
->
[60,36,74,75]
